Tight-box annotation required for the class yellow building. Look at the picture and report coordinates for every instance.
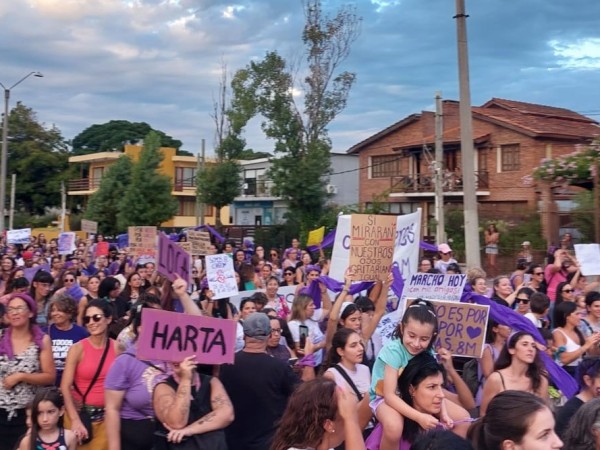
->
[67,144,229,228]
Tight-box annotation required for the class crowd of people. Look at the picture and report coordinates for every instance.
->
[0,230,598,449]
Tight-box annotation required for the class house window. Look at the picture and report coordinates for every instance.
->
[371,155,401,178]
[91,167,104,189]
[175,167,197,188]
[204,205,215,216]
[478,148,488,172]
[501,144,520,171]
[178,198,196,216]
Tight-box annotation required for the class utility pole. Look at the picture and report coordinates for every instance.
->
[434,92,446,244]
[454,0,481,268]
[8,173,15,230]
[60,181,66,232]
[196,138,206,226]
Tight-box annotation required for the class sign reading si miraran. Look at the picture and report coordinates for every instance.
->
[349,215,397,282]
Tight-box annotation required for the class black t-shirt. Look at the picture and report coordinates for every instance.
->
[220,351,299,450]
[555,396,584,438]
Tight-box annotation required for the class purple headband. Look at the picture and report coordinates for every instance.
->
[305,264,321,274]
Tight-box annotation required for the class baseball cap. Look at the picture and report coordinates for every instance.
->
[22,251,33,260]
[521,241,531,246]
[438,243,452,253]
[243,313,271,340]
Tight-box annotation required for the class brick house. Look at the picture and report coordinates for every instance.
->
[347,98,600,245]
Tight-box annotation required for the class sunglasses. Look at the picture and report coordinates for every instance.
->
[441,252,451,255]
[562,289,574,293]
[270,253,278,256]
[534,272,544,275]
[83,314,104,324]
[64,278,75,283]
[284,272,294,276]
[517,298,530,304]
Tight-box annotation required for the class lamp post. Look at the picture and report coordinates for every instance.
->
[0,71,43,232]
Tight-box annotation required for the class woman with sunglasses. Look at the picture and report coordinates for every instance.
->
[0,293,56,449]
[280,267,298,287]
[61,299,118,449]
[554,281,575,310]
[514,287,534,316]
[105,296,169,450]
[525,264,547,294]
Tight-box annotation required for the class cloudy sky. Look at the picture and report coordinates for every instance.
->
[1,0,599,156]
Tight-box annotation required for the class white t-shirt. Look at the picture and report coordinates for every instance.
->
[288,318,324,365]
[524,312,542,328]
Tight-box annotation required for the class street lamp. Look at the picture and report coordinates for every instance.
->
[0,71,43,233]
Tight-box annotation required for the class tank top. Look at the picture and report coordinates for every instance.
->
[73,338,116,407]
[553,328,582,367]
[36,427,67,449]
[0,341,40,419]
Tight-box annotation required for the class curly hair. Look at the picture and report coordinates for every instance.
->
[562,398,600,450]
[494,332,547,393]
[270,379,337,450]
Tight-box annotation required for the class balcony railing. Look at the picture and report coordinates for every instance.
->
[68,178,102,192]
[390,171,489,194]
[241,179,275,197]
[174,178,197,191]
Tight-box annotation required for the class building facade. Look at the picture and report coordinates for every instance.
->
[67,144,228,228]
[348,98,600,243]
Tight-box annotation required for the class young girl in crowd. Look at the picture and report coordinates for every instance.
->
[369,300,453,450]
[16,387,77,450]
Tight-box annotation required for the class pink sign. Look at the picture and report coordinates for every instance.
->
[157,233,190,283]
[137,309,237,364]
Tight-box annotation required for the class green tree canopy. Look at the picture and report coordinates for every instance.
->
[5,102,71,214]
[116,131,178,228]
[197,161,241,227]
[84,155,133,235]
[71,120,183,155]
[530,140,600,186]
[229,0,361,229]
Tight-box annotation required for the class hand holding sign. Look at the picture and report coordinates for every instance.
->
[171,274,188,297]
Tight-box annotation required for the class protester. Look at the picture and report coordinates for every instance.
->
[61,299,118,449]
[434,244,457,274]
[468,390,563,449]
[0,293,55,448]
[220,312,299,450]
[555,357,600,438]
[270,378,365,450]
[480,331,548,415]
[561,398,600,450]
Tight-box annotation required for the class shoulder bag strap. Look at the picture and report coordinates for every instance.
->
[331,364,363,400]
[74,339,111,404]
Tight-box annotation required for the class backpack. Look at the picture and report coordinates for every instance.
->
[461,358,482,397]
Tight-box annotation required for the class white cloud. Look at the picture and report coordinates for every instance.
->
[550,38,600,69]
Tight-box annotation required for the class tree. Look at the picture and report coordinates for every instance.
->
[196,63,249,227]
[71,120,183,155]
[230,0,361,229]
[117,131,178,228]
[197,161,241,227]
[84,155,133,236]
[5,102,71,214]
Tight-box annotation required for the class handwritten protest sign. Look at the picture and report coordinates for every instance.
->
[401,273,467,303]
[7,228,31,245]
[377,273,468,344]
[330,210,421,283]
[158,233,190,283]
[177,241,192,254]
[187,230,211,255]
[307,226,325,247]
[58,232,76,255]
[128,226,157,263]
[349,215,396,281]
[430,300,489,358]
[81,219,98,234]
[137,308,236,364]
[206,254,239,300]
[575,244,600,276]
